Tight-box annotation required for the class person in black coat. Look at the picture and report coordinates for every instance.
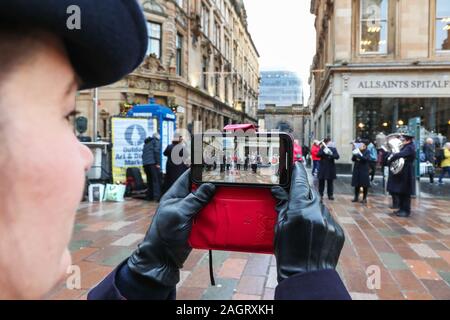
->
[162,137,189,195]
[383,149,400,210]
[387,134,417,218]
[318,138,340,200]
[142,133,162,201]
[351,141,371,204]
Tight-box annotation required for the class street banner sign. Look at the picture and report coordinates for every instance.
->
[111,117,156,183]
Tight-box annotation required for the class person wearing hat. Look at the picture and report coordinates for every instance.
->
[0,0,349,300]
[351,140,371,204]
[386,132,417,218]
[317,138,340,201]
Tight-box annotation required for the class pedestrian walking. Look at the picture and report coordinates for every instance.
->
[351,141,371,204]
[311,140,321,176]
[162,136,188,195]
[318,138,340,201]
[142,133,162,201]
[438,142,450,184]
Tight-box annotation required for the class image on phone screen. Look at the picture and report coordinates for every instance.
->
[192,133,292,187]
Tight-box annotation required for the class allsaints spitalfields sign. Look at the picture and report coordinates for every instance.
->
[358,80,450,89]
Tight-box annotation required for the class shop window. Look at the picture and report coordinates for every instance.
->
[354,98,450,146]
[360,0,389,54]
[436,0,450,51]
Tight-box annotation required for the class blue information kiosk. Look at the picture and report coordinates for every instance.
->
[127,98,176,174]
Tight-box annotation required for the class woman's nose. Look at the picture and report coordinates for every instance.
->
[79,143,94,172]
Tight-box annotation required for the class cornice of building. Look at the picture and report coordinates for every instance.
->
[229,0,259,57]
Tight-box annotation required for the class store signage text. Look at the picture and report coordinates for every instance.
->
[358,80,450,90]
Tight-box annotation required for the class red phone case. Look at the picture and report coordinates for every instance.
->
[189,185,277,254]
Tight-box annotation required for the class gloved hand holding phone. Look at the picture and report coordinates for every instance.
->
[271,162,345,282]
[127,170,216,287]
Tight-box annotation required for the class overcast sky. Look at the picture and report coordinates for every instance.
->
[244,0,316,102]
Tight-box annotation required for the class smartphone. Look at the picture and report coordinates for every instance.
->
[191,132,293,188]
[189,132,293,254]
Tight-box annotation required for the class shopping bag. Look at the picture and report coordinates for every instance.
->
[103,184,126,202]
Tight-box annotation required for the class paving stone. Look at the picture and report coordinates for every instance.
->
[438,271,450,286]
[391,270,427,292]
[71,247,98,264]
[404,227,427,235]
[436,229,450,236]
[262,288,275,300]
[202,278,239,300]
[103,221,134,231]
[349,292,379,300]
[421,279,450,300]
[184,250,207,271]
[48,288,87,300]
[217,258,247,279]
[111,233,144,247]
[176,287,205,300]
[379,229,402,238]
[379,252,408,270]
[408,243,440,258]
[76,261,113,290]
[69,240,93,252]
[338,217,357,225]
[176,271,191,290]
[236,276,266,295]
[201,251,230,270]
[183,265,211,289]
[405,260,442,281]
[243,255,271,276]
[437,251,450,265]
[232,293,261,300]
[403,291,434,300]
[101,248,134,267]
[73,224,87,233]
[265,266,278,289]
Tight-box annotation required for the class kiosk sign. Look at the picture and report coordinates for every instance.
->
[111,117,156,183]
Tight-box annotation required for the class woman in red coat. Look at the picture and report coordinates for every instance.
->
[311,140,321,176]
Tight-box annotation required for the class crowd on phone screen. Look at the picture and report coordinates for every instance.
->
[203,152,281,175]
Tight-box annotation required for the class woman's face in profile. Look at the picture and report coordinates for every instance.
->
[0,32,93,299]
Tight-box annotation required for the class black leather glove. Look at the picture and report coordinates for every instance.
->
[127,170,215,287]
[271,163,345,283]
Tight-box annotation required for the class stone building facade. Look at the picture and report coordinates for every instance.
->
[309,0,450,173]
[76,0,259,139]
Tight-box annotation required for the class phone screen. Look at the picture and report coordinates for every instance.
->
[191,132,292,187]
